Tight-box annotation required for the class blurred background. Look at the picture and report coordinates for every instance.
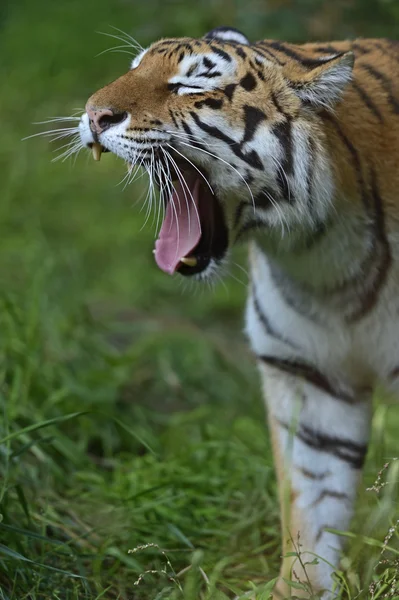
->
[1,1,399,598]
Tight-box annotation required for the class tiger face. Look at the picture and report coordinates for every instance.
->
[80,27,354,279]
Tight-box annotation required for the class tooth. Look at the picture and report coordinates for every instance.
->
[180,257,197,267]
[92,143,102,161]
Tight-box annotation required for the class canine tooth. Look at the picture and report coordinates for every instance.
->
[180,257,197,267]
[92,143,102,161]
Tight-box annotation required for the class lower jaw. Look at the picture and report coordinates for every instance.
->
[178,254,213,276]
[89,146,230,277]
[179,255,227,281]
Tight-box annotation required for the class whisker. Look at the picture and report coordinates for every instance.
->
[109,26,144,50]
[178,140,256,213]
[52,141,83,162]
[22,127,79,141]
[96,48,136,58]
[52,136,81,153]
[97,30,143,54]
[259,186,289,236]
[33,117,80,124]
[233,261,249,278]
[162,148,197,236]
[162,147,201,242]
[271,154,292,204]
[162,129,221,149]
[159,150,181,258]
[155,148,174,232]
[165,143,214,196]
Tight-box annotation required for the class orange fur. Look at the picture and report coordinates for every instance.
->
[84,35,399,598]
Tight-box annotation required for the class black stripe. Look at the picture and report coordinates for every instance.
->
[156,40,177,46]
[120,135,163,145]
[233,200,252,228]
[125,127,153,132]
[196,70,222,78]
[190,111,263,169]
[234,46,247,60]
[277,419,368,469]
[179,119,209,152]
[320,110,382,311]
[359,63,399,114]
[267,260,323,323]
[272,119,294,201]
[384,39,399,63]
[264,41,344,68]
[168,83,203,92]
[255,43,284,64]
[186,64,196,77]
[321,111,367,205]
[249,61,266,81]
[253,291,299,349]
[272,120,293,174]
[259,355,355,404]
[203,57,215,70]
[222,83,237,101]
[351,42,372,55]
[255,186,279,210]
[351,80,384,122]
[319,117,391,318]
[270,91,285,115]
[209,44,233,62]
[296,466,329,480]
[180,119,192,135]
[178,42,194,53]
[373,40,399,65]
[301,423,368,457]
[242,105,266,144]
[168,109,179,129]
[194,98,223,110]
[348,166,392,321]
[311,489,350,508]
[314,44,340,54]
[306,137,316,210]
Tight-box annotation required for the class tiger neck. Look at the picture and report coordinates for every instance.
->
[251,109,393,298]
[252,204,385,293]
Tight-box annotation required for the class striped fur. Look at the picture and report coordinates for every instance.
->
[80,29,399,598]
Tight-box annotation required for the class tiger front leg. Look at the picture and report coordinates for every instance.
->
[259,360,371,599]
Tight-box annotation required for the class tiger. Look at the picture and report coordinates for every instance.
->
[77,26,399,598]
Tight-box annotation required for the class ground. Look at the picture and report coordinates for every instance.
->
[1,0,399,598]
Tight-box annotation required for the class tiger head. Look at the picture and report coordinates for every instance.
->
[80,27,354,279]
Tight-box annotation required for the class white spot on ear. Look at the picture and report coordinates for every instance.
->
[294,52,354,109]
[204,26,250,46]
[131,48,148,70]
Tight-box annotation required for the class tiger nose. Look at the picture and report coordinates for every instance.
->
[85,106,127,134]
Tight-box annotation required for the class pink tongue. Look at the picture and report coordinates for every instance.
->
[154,174,202,274]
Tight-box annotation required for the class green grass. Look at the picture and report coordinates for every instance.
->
[1,0,399,598]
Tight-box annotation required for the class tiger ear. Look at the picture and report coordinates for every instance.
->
[290,51,354,108]
[204,26,250,46]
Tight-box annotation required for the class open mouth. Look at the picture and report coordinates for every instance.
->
[154,165,228,277]
[89,143,228,277]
